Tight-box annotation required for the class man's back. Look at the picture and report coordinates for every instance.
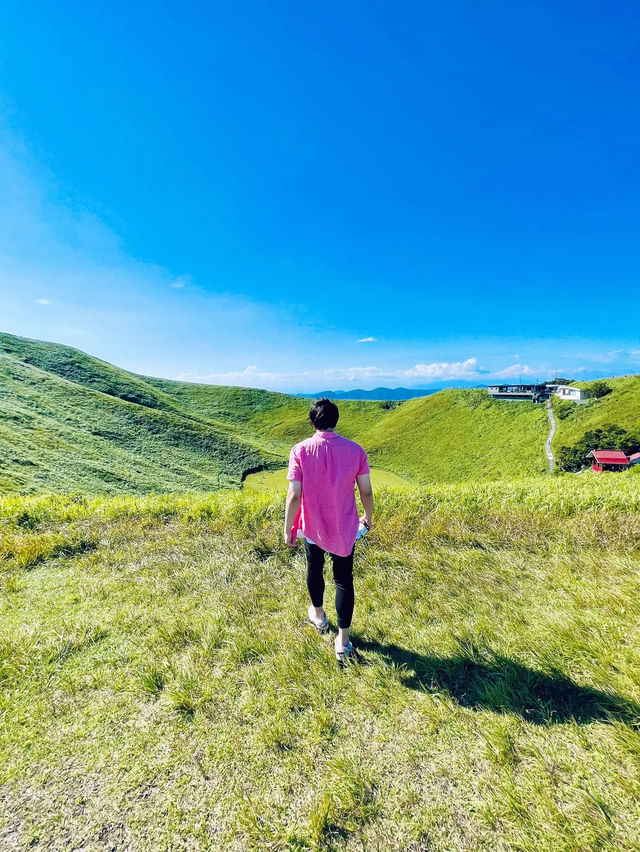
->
[283,398,374,662]
[287,430,370,557]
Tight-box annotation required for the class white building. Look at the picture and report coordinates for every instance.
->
[551,385,589,403]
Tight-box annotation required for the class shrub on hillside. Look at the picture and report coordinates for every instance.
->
[553,400,574,420]
[587,380,612,399]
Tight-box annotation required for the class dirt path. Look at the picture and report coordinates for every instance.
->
[545,400,556,473]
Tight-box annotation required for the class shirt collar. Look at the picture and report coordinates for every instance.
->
[315,430,339,438]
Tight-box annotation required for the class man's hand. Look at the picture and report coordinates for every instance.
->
[356,473,374,533]
[284,481,302,548]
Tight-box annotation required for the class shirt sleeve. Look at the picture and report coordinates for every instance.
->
[287,446,303,482]
[357,447,370,477]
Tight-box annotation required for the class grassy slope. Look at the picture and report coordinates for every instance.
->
[0,353,279,494]
[142,374,640,481]
[0,332,400,492]
[0,331,180,414]
[553,375,640,447]
[146,376,398,455]
[79,368,556,484]
[2,475,640,850]
[363,388,551,482]
[4,331,640,494]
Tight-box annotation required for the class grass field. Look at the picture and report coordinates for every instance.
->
[243,467,412,492]
[0,333,399,493]
[361,389,551,483]
[3,473,640,850]
[3,331,640,495]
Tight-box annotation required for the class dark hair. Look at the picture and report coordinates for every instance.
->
[309,397,339,430]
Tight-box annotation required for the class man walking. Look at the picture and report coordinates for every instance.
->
[283,398,374,662]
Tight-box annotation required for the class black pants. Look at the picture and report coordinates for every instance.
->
[305,540,355,629]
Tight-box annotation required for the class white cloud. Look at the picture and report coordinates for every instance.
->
[35,298,51,305]
[491,363,534,379]
[177,357,480,390]
[171,275,191,289]
[403,358,478,379]
[357,336,376,343]
[176,365,296,385]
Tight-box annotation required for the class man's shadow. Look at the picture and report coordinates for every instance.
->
[352,637,640,726]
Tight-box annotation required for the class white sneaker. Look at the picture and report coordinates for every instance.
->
[307,604,329,633]
[334,637,353,663]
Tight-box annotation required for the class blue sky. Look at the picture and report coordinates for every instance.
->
[1,0,639,391]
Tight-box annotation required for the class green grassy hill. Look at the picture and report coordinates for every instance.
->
[2,475,640,849]
[364,388,551,482]
[0,339,281,494]
[0,331,180,413]
[0,332,400,493]
[146,373,640,484]
[145,375,398,455]
[553,374,640,447]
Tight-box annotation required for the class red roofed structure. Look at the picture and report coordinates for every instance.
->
[630,452,640,465]
[588,449,630,473]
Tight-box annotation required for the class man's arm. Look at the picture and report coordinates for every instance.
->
[284,480,302,546]
[356,473,374,530]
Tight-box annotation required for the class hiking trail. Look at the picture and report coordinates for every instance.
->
[545,400,556,473]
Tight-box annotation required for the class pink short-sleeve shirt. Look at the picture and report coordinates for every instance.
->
[287,431,370,557]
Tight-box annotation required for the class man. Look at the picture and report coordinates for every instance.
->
[283,398,374,663]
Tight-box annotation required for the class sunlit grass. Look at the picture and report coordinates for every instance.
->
[2,475,640,849]
[243,466,412,493]
[4,331,640,496]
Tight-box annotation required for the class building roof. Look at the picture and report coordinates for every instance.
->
[630,452,640,461]
[487,384,546,391]
[589,449,630,465]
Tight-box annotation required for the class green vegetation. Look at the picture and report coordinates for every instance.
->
[551,374,640,471]
[587,380,613,399]
[3,332,640,847]
[362,389,551,482]
[553,374,640,447]
[552,399,574,421]
[146,375,399,456]
[0,331,178,412]
[0,332,558,493]
[0,333,400,493]
[2,475,640,849]
[243,466,412,492]
[0,348,280,494]
[556,425,640,472]
[3,332,640,496]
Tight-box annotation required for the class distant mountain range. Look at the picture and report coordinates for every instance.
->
[298,387,440,401]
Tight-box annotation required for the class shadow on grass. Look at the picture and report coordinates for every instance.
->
[353,637,640,725]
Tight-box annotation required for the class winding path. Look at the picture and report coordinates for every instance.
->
[545,400,556,473]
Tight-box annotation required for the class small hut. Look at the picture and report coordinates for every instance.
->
[629,452,640,466]
[588,449,630,473]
